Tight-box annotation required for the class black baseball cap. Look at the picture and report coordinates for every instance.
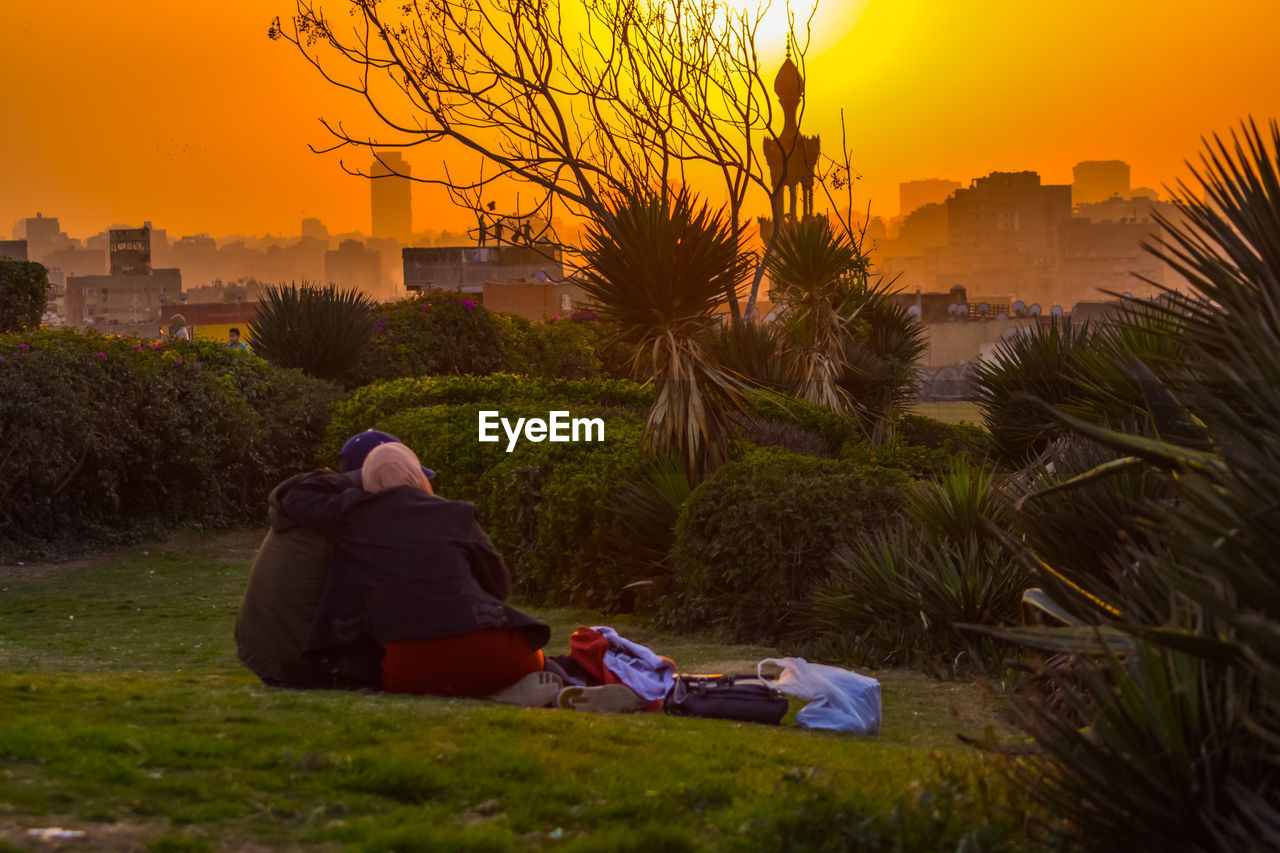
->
[339,430,436,479]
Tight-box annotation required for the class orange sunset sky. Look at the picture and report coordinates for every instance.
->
[2,0,1277,241]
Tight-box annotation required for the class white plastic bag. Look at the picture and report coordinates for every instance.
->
[758,657,881,734]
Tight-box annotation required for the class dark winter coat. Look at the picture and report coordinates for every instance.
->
[234,471,383,688]
[277,472,550,654]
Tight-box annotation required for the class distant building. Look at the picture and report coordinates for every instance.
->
[65,226,182,332]
[301,217,330,242]
[326,239,381,296]
[14,213,67,265]
[899,178,961,217]
[889,202,949,257]
[403,245,563,294]
[0,240,27,261]
[1072,160,1131,207]
[371,151,412,243]
[942,171,1072,296]
[949,171,1071,257]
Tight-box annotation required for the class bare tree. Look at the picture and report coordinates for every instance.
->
[270,0,823,320]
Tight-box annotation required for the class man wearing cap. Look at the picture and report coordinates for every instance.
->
[234,430,428,689]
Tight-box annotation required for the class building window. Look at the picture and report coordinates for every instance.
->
[560,293,572,312]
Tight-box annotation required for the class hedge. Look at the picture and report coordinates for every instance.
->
[343,397,649,607]
[0,328,335,559]
[659,447,910,644]
[322,374,654,463]
[347,293,622,386]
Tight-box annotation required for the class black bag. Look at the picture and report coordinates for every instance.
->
[664,674,789,725]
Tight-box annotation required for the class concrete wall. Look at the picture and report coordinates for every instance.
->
[482,280,588,321]
[921,317,1037,367]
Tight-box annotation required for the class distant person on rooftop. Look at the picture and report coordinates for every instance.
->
[227,327,250,352]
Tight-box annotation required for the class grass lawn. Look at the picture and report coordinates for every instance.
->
[0,530,1045,852]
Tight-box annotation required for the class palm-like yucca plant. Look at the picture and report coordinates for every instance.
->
[702,318,785,389]
[985,118,1280,851]
[766,218,862,413]
[578,189,746,476]
[840,279,927,444]
[248,281,377,382]
[815,457,1023,676]
[971,318,1099,464]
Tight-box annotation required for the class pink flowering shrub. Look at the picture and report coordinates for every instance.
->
[350,292,506,385]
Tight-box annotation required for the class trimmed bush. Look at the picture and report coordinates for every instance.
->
[0,260,51,332]
[896,413,989,457]
[322,374,654,463]
[478,419,648,608]
[351,293,505,385]
[357,400,649,608]
[350,294,620,386]
[743,389,864,454]
[0,328,336,558]
[839,440,956,480]
[492,312,611,380]
[660,447,910,644]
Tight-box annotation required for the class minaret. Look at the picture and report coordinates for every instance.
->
[762,45,821,224]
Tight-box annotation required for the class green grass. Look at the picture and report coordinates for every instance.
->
[0,532,1053,851]
[905,402,984,426]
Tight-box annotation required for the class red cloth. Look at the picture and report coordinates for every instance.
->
[567,626,671,712]
[382,629,544,697]
[568,626,621,687]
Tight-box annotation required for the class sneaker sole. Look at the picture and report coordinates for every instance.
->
[557,684,638,713]
[486,671,563,707]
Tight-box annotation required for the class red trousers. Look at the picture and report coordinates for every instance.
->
[382,629,544,697]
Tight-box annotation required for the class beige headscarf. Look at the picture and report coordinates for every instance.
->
[362,442,433,494]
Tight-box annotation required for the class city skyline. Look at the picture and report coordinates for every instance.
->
[2,0,1276,239]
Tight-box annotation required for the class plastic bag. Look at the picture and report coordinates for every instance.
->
[758,657,881,734]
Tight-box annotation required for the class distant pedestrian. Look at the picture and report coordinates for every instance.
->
[168,314,191,340]
[228,328,250,353]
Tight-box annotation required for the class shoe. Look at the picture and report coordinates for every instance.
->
[557,683,638,713]
[486,671,563,707]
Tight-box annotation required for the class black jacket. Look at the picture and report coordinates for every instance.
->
[234,471,383,688]
[278,472,550,653]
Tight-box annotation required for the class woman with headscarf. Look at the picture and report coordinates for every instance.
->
[167,314,191,340]
[277,442,559,704]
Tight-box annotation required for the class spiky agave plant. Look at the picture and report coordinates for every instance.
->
[970,318,1099,464]
[840,278,927,444]
[247,281,377,382]
[814,457,1023,676]
[983,118,1280,852]
[765,217,862,413]
[578,189,747,476]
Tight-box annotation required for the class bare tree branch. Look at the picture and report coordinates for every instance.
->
[271,0,837,316]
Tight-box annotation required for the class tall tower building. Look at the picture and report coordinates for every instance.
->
[1072,160,1131,207]
[371,151,412,243]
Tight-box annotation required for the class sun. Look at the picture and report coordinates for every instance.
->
[715,0,868,59]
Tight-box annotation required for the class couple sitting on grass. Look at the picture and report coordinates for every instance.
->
[234,430,637,712]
